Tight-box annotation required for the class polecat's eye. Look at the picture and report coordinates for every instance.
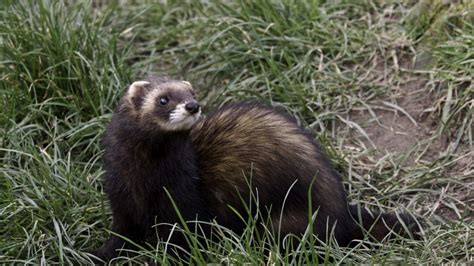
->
[159,97,169,105]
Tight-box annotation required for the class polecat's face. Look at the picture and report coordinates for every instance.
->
[125,79,201,131]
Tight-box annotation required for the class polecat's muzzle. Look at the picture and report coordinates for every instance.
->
[185,101,200,114]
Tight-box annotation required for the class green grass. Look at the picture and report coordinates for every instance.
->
[1,0,472,264]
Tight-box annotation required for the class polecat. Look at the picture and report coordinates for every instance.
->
[92,78,418,261]
[92,77,206,261]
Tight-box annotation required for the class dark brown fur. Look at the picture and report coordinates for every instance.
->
[91,77,206,261]
[92,80,418,262]
[191,102,418,245]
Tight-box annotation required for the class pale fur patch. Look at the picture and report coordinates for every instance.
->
[140,89,162,117]
[162,102,201,131]
[181,80,192,87]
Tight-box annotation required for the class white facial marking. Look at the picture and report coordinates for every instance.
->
[162,102,201,131]
[181,81,192,87]
[141,89,161,116]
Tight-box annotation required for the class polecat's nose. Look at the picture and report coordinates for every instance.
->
[185,101,200,114]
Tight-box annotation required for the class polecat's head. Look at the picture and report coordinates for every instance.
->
[122,78,201,132]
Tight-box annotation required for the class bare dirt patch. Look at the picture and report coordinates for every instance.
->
[337,53,473,222]
[342,69,447,165]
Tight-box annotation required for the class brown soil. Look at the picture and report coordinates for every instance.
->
[350,76,448,164]
[338,53,473,221]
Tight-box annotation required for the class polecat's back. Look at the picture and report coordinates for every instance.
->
[190,102,352,240]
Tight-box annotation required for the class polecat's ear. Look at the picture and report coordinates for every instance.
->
[181,80,192,87]
[126,81,151,109]
[127,81,151,98]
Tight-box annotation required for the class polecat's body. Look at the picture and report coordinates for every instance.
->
[191,103,354,241]
[93,78,417,262]
[191,103,414,245]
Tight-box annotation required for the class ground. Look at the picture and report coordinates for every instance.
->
[0,0,472,264]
